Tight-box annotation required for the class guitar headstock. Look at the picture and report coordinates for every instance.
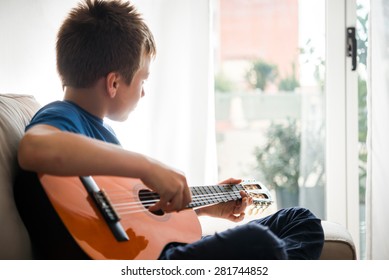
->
[240,179,273,215]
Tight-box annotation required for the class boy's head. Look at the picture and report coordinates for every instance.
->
[56,0,156,89]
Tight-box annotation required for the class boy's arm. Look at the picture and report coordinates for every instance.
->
[18,124,191,213]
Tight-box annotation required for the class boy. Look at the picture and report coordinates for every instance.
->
[15,0,324,259]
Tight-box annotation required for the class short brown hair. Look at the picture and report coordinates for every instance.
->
[56,0,156,88]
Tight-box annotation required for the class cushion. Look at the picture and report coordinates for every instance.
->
[319,221,357,260]
[0,94,41,259]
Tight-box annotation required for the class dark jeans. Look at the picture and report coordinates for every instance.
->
[159,207,324,260]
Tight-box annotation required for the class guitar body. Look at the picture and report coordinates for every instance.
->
[39,174,202,260]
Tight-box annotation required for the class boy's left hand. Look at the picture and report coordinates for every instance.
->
[195,178,253,222]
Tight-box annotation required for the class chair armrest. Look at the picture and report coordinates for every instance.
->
[320,220,357,260]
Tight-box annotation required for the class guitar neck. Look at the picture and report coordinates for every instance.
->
[187,184,243,209]
[138,181,272,212]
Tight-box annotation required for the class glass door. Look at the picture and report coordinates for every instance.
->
[213,0,327,218]
[212,0,362,257]
[356,0,369,260]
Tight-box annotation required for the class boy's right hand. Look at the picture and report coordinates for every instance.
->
[140,159,192,213]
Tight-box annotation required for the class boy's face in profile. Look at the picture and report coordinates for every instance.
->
[108,56,151,121]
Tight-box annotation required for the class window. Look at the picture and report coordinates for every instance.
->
[213,0,326,219]
[356,0,369,260]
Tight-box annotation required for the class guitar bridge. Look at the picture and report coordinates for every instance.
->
[92,190,120,223]
[79,176,129,242]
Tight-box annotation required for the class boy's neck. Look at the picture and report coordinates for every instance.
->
[63,80,107,119]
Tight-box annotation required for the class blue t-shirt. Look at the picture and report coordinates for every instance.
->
[27,100,120,145]
[16,100,121,259]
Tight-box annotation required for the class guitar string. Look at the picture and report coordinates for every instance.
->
[109,191,270,216]
[111,190,243,208]
[109,189,268,204]
[115,190,242,203]
[111,191,243,216]
[109,189,268,207]
[113,197,242,215]
[105,184,244,196]
[115,200,270,216]
[111,191,244,213]
[107,184,252,202]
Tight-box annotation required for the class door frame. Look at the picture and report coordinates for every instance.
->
[325,0,359,257]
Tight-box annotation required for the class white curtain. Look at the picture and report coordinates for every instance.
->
[366,0,389,260]
[113,0,218,185]
[0,0,76,104]
[0,0,218,185]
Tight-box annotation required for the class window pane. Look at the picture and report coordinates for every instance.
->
[356,0,369,260]
[213,0,326,219]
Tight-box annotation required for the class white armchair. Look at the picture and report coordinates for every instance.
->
[0,93,356,260]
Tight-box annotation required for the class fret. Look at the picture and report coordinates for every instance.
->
[188,184,243,208]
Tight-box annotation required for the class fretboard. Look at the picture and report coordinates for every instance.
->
[187,184,244,208]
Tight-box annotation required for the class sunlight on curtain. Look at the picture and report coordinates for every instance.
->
[113,0,218,185]
[366,0,389,260]
[0,0,78,104]
[0,0,218,185]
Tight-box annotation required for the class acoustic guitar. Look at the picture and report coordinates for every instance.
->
[39,174,273,259]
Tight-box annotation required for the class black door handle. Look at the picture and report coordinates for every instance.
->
[347,27,357,71]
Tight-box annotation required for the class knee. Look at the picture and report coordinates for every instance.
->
[282,206,319,220]
[278,207,324,236]
[243,223,288,259]
[244,223,282,244]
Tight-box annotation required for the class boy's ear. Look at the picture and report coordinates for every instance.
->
[106,72,120,98]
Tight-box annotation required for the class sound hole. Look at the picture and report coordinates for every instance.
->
[138,189,164,216]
